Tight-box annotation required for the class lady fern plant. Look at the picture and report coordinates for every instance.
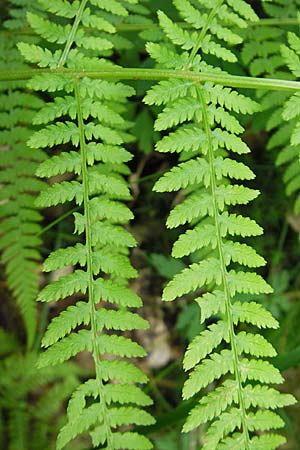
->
[145,0,296,448]
[17,1,154,449]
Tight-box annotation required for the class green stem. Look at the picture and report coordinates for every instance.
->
[1,17,298,36]
[197,86,250,448]
[57,0,88,68]
[0,67,299,91]
[272,218,288,265]
[74,80,113,448]
[36,207,79,237]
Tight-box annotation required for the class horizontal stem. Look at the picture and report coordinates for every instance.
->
[117,18,300,29]
[0,67,300,91]
[0,18,298,36]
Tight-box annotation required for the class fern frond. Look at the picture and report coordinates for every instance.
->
[146,1,295,447]
[19,1,154,447]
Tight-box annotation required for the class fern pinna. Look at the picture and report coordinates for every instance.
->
[145,1,296,448]
[0,4,45,349]
[18,1,154,449]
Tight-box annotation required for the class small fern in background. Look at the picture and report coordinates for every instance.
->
[0,327,81,450]
[145,0,296,447]
[18,1,154,448]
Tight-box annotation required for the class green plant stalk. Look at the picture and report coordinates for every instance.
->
[1,18,298,36]
[74,80,113,448]
[36,207,79,237]
[197,86,250,448]
[1,68,300,92]
[57,0,88,67]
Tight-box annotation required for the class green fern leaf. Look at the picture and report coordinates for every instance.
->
[144,79,194,106]
[183,350,234,400]
[89,0,129,16]
[183,379,238,432]
[96,334,146,358]
[154,158,210,192]
[38,0,79,18]
[108,407,155,427]
[111,432,153,450]
[195,290,225,323]
[223,241,266,267]
[172,223,217,258]
[236,332,277,357]
[42,244,87,272]
[18,42,61,67]
[38,270,88,302]
[42,301,90,347]
[156,125,207,154]
[29,122,79,148]
[104,384,153,406]
[219,212,263,237]
[38,330,92,368]
[27,12,71,44]
[232,302,279,329]
[86,222,136,248]
[94,278,142,307]
[95,310,149,332]
[101,360,148,384]
[243,385,296,409]
[163,258,222,301]
[183,320,229,370]
[36,151,81,176]
[36,181,83,207]
[249,433,286,450]
[157,10,197,51]
[228,270,273,295]
[203,407,242,449]
[23,1,155,439]
[57,403,101,450]
[247,410,284,432]
[240,358,283,384]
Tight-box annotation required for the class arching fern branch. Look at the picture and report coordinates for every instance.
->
[18,1,154,448]
[241,0,300,215]
[280,31,300,213]
[145,0,296,448]
[0,1,46,349]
